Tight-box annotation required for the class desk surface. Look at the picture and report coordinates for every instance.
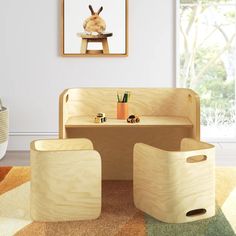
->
[65,116,193,128]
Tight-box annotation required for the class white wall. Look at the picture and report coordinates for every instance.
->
[0,0,175,150]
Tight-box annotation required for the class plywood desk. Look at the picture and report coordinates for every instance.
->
[59,88,200,180]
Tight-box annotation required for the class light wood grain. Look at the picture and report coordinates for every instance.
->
[78,33,113,39]
[2,146,236,167]
[59,88,200,180]
[102,38,109,53]
[59,89,70,140]
[59,88,199,137]
[31,138,94,151]
[86,50,104,55]
[79,35,111,54]
[133,138,215,223]
[66,127,191,180]
[65,116,193,128]
[80,39,88,54]
[30,138,101,222]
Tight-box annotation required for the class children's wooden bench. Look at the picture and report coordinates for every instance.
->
[59,88,200,180]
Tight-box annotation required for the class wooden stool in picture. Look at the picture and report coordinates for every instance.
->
[78,33,113,55]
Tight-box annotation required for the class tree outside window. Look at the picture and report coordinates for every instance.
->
[178,0,236,139]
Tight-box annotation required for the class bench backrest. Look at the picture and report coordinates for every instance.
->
[59,88,200,139]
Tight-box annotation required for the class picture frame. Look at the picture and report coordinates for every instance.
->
[61,0,128,57]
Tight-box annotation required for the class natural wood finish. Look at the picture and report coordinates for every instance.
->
[79,33,113,39]
[133,138,215,223]
[102,38,109,53]
[32,138,94,151]
[59,88,200,180]
[2,148,236,167]
[30,138,101,222]
[86,50,104,55]
[80,39,88,54]
[79,34,111,54]
[66,127,191,180]
[65,116,193,128]
[59,88,199,137]
[61,0,128,57]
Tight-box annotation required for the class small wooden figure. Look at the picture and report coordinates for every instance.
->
[95,113,107,123]
[127,115,140,123]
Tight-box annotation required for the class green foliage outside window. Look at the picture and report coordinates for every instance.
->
[179,0,236,129]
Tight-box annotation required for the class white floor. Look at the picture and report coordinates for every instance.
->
[0,143,235,166]
[213,143,236,166]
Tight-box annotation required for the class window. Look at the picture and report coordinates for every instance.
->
[177,0,236,140]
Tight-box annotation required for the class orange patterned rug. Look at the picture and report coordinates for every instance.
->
[0,166,236,236]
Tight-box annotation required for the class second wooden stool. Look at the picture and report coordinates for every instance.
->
[133,138,215,223]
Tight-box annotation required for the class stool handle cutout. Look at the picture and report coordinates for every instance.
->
[186,208,207,217]
[186,155,207,163]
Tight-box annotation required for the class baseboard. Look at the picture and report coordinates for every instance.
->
[8,133,58,151]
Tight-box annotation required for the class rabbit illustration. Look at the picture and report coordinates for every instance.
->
[83,5,106,35]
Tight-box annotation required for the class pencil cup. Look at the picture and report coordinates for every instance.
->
[117,102,128,120]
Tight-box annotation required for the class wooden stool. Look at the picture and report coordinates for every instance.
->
[78,33,113,55]
[133,138,215,223]
[30,138,101,222]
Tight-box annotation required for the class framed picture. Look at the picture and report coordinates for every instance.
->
[62,0,128,57]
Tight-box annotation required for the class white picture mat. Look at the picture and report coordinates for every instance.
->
[64,0,126,54]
